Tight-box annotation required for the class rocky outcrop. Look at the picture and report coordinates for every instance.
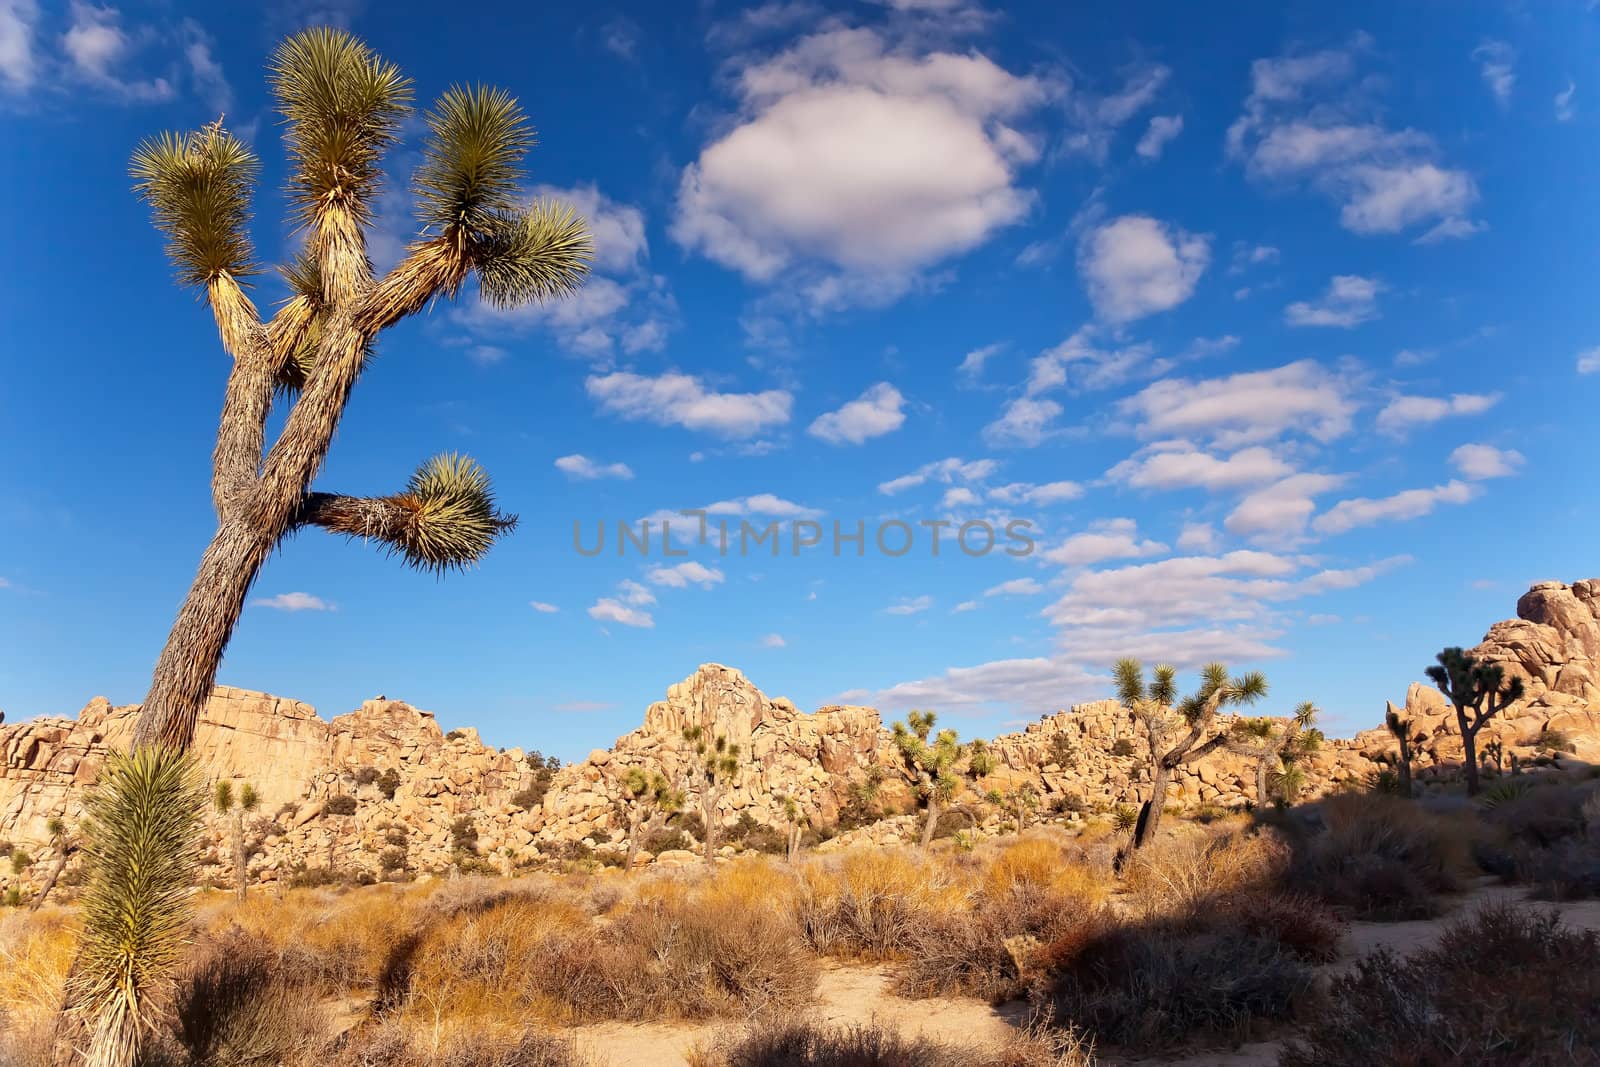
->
[2,580,1596,894]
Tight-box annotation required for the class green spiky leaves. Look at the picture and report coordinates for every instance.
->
[415,85,533,232]
[271,28,412,227]
[131,124,260,287]
[475,199,594,307]
[73,746,206,1060]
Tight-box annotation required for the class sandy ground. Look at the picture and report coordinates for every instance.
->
[566,883,1600,1067]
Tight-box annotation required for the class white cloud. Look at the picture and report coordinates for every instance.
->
[673,27,1050,303]
[529,601,560,613]
[1043,518,1167,567]
[959,342,1003,379]
[951,600,979,614]
[1225,473,1349,543]
[1107,441,1295,491]
[62,2,173,101]
[1026,326,1157,395]
[1449,443,1525,480]
[988,480,1083,505]
[848,656,1105,714]
[646,494,824,529]
[1556,81,1577,122]
[878,457,996,495]
[983,396,1062,447]
[1177,522,1220,552]
[886,594,934,615]
[1312,481,1478,536]
[1078,215,1210,323]
[1577,347,1600,375]
[589,598,655,628]
[0,0,38,91]
[179,19,229,112]
[616,579,656,606]
[251,592,334,612]
[1228,39,1477,237]
[808,382,906,444]
[1119,360,1358,448]
[760,632,787,648]
[586,371,792,438]
[1135,114,1183,159]
[1284,274,1383,328]
[554,454,634,480]
[1062,64,1170,162]
[1306,613,1341,625]
[1413,216,1487,245]
[1473,40,1515,106]
[645,561,726,588]
[1376,393,1499,437]
[937,486,978,510]
[985,577,1043,597]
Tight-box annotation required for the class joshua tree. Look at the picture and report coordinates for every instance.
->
[966,738,997,779]
[682,727,741,866]
[213,780,259,901]
[73,748,205,1067]
[1115,659,1268,850]
[892,711,964,849]
[1483,738,1505,775]
[987,783,1039,835]
[29,817,75,912]
[1426,647,1526,797]
[1229,701,1320,807]
[124,30,591,755]
[620,767,683,874]
[777,795,809,862]
[1384,709,1422,797]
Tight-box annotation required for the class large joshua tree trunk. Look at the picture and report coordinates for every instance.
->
[1458,711,1482,797]
[1134,762,1171,849]
[919,793,941,849]
[625,810,644,875]
[232,808,247,901]
[30,845,72,912]
[701,788,719,867]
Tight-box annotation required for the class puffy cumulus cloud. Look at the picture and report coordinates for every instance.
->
[554,454,634,480]
[1228,38,1479,239]
[1284,275,1383,328]
[959,342,1004,380]
[842,656,1107,715]
[0,0,39,91]
[942,486,981,508]
[808,382,907,444]
[886,594,934,615]
[586,371,792,438]
[673,27,1052,304]
[645,561,726,588]
[1107,441,1295,492]
[1078,215,1210,323]
[1312,481,1478,536]
[61,2,174,101]
[985,577,1043,597]
[1177,522,1220,552]
[615,579,656,606]
[1473,40,1515,106]
[251,592,334,612]
[1136,114,1183,159]
[454,184,673,357]
[878,456,997,495]
[982,396,1062,447]
[588,598,654,628]
[1375,392,1499,437]
[1225,472,1348,544]
[1118,360,1359,449]
[1026,326,1158,396]
[1450,443,1525,481]
[1044,518,1168,567]
[988,480,1083,505]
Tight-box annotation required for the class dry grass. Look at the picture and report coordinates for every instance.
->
[688,1017,1095,1067]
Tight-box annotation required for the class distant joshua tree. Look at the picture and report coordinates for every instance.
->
[1229,701,1322,808]
[683,727,742,866]
[1115,659,1268,850]
[1384,709,1423,797]
[892,711,964,849]
[987,783,1039,835]
[29,817,76,912]
[966,738,998,779]
[778,795,810,862]
[620,767,683,874]
[213,780,259,900]
[1427,648,1525,796]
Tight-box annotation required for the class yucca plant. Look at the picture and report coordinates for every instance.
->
[1114,659,1268,849]
[28,815,75,912]
[72,747,205,1067]
[214,780,259,901]
[682,727,743,866]
[619,766,683,874]
[1229,701,1320,808]
[125,28,592,754]
[1426,648,1526,797]
[777,794,809,862]
[892,711,965,849]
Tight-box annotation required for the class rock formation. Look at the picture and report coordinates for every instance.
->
[2,580,1597,896]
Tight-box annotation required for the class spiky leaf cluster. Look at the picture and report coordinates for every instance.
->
[622,767,682,812]
[415,85,533,232]
[392,453,518,573]
[682,726,741,786]
[474,199,594,306]
[271,28,412,227]
[73,746,205,1052]
[893,712,963,801]
[131,125,260,287]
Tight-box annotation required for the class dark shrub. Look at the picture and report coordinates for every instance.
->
[323,794,357,817]
[376,768,402,799]
[694,1018,1091,1067]
[1281,901,1600,1067]
[1111,738,1137,758]
[449,815,478,854]
[172,930,329,1066]
[353,766,380,786]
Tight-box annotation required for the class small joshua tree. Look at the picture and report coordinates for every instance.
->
[1115,659,1268,850]
[1384,709,1422,797]
[29,817,76,912]
[777,795,809,862]
[892,711,964,849]
[1229,701,1320,807]
[683,727,741,866]
[966,738,998,779]
[1483,738,1504,775]
[987,783,1039,835]
[1426,647,1526,797]
[620,767,683,874]
[213,780,260,901]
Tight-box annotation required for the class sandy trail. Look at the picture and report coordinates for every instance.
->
[567,885,1600,1067]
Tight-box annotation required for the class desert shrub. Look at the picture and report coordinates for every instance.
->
[1111,806,1138,834]
[1122,829,1286,918]
[1,888,21,908]
[8,849,32,874]
[379,847,408,873]
[1281,901,1600,1066]
[728,811,788,854]
[445,729,468,741]
[333,1019,585,1067]
[511,785,546,810]
[171,929,331,1066]
[794,850,958,960]
[645,826,692,853]
[1111,738,1137,758]
[450,815,479,854]
[323,794,357,817]
[376,768,403,800]
[1538,728,1577,753]
[1487,781,1593,847]
[1034,912,1314,1051]
[1284,792,1471,919]
[835,770,888,832]
[0,910,78,1060]
[353,766,380,786]
[1520,837,1600,900]
[689,1017,1094,1067]
[1050,792,1085,815]
[288,865,341,889]
[931,806,976,840]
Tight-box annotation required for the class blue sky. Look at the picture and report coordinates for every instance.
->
[2,0,1597,760]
